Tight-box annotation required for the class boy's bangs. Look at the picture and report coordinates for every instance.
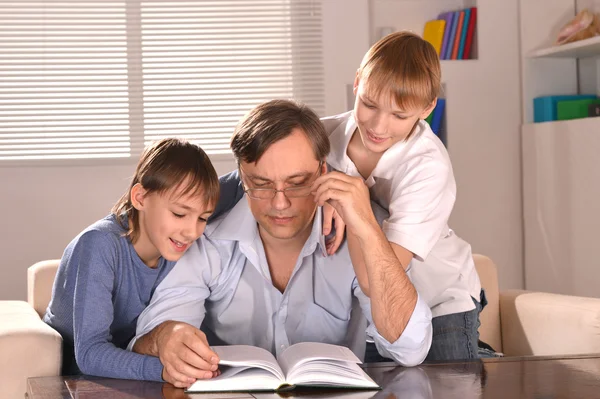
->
[363,66,434,111]
[168,171,220,210]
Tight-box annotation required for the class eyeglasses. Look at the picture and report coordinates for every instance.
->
[239,161,323,200]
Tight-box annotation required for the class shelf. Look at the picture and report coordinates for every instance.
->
[522,116,600,132]
[529,35,600,59]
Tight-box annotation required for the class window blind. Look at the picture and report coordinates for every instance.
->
[139,0,325,154]
[0,1,131,160]
[0,0,325,161]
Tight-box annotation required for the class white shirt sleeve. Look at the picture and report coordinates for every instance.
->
[127,238,217,350]
[353,282,432,367]
[383,157,455,261]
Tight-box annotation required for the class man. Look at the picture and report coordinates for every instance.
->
[129,100,432,387]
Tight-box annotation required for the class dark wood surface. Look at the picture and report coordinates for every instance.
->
[27,354,600,399]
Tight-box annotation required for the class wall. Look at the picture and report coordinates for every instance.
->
[0,0,524,300]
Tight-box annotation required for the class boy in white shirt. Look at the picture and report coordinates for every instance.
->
[312,31,485,361]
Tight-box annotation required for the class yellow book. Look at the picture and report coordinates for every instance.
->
[423,20,446,56]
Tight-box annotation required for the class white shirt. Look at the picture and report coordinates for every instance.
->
[323,111,481,318]
[132,198,433,367]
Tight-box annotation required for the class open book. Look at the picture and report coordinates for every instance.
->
[186,342,380,393]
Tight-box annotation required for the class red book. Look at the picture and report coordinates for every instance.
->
[463,7,477,59]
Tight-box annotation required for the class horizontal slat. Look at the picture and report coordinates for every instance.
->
[0,153,130,161]
[0,131,130,138]
[0,148,129,156]
[142,93,323,101]
[0,137,129,144]
[0,142,129,150]
[0,126,128,133]
[142,99,322,107]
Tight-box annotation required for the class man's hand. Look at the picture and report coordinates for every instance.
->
[133,321,220,388]
[312,171,379,239]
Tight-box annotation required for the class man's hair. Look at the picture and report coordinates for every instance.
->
[230,99,330,164]
[357,31,441,113]
[112,138,219,243]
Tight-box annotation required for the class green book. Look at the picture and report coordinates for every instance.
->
[556,98,600,120]
[425,113,434,125]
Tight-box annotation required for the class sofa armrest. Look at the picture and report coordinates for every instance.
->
[0,301,62,399]
[500,289,600,357]
[27,259,60,318]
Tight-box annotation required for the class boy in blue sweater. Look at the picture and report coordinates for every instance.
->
[43,138,219,382]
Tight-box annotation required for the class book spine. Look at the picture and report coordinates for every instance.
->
[458,9,471,59]
[451,11,465,60]
[445,11,459,60]
[463,7,477,59]
[439,12,451,59]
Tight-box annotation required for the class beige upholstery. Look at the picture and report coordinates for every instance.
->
[473,254,502,353]
[28,259,60,318]
[0,301,61,399]
[474,254,600,357]
[0,260,61,399]
[500,290,600,356]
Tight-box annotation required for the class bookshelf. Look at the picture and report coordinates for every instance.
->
[520,0,600,296]
[529,34,600,58]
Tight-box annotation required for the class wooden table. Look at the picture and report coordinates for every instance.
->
[26,354,600,399]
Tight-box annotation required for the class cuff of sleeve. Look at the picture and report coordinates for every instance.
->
[143,355,165,382]
[126,336,137,352]
[381,224,431,262]
[367,293,432,367]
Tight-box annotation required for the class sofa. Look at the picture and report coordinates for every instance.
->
[2,255,600,398]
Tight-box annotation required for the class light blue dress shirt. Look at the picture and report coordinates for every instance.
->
[132,198,432,367]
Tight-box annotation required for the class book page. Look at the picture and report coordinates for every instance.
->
[278,342,361,376]
[186,366,283,392]
[214,345,285,381]
[287,359,378,388]
[278,343,378,389]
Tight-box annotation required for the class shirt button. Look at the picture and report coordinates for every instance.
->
[280,345,285,349]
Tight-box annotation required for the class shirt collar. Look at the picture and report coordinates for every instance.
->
[327,112,428,181]
[207,196,328,257]
[327,111,355,174]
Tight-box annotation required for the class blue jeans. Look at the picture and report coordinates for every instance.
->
[365,290,498,362]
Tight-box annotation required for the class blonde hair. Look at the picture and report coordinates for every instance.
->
[357,31,441,112]
[112,138,220,243]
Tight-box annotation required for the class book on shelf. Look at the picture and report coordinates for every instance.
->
[430,98,446,136]
[533,95,596,122]
[458,8,471,59]
[186,342,381,393]
[463,7,477,59]
[451,10,465,59]
[439,12,455,59]
[445,10,460,59]
[430,7,477,60]
[423,19,446,56]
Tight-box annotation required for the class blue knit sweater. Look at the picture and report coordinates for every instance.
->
[43,214,175,381]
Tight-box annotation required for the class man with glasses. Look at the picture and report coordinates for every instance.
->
[129,100,432,387]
